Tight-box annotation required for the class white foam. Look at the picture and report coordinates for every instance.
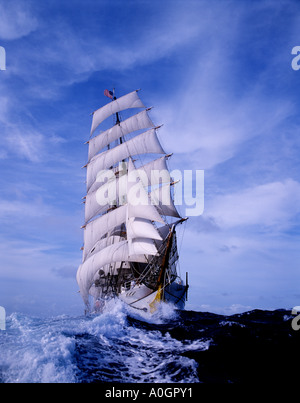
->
[0,313,77,383]
[125,301,179,325]
[0,307,203,383]
[80,299,128,338]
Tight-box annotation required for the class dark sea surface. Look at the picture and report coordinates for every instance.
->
[0,300,298,384]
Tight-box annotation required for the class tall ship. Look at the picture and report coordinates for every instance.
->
[76,89,189,314]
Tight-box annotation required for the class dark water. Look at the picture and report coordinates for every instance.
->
[0,300,298,384]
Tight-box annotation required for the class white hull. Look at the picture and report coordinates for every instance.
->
[118,281,187,313]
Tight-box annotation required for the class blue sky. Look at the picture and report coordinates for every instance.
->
[0,0,300,316]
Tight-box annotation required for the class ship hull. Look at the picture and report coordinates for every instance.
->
[164,281,187,310]
[118,281,187,313]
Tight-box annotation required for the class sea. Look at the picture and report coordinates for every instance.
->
[0,300,298,386]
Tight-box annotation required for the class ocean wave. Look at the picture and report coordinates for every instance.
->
[0,305,296,383]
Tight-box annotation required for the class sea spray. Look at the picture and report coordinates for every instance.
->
[0,313,77,383]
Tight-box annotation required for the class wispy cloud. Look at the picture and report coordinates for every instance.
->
[52,265,76,279]
[150,1,298,175]
[6,129,46,162]
[207,179,300,231]
[0,0,38,40]
[160,56,294,172]
[4,2,206,97]
[0,198,48,218]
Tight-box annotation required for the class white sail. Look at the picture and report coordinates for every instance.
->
[150,183,181,218]
[83,205,127,261]
[84,190,107,223]
[83,235,122,262]
[77,240,155,305]
[86,128,165,191]
[126,158,164,259]
[83,201,165,261]
[126,158,165,224]
[85,156,171,223]
[90,90,145,136]
[128,238,158,258]
[87,154,169,199]
[127,217,162,241]
[85,174,126,223]
[156,219,183,241]
[88,109,154,161]
[77,241,128,305]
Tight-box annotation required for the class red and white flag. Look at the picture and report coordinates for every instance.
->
[104,89,113,99]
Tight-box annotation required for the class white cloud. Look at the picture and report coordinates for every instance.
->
[206,179,300,230]
[159,55,294,170]
[8,4,204,87]
[0,116,67,164]
[1,0,220,103]
[150,2,296,172]
[0,198,50,218]
[6,129,45,162]
[0,0,38,40]
[0,95,10,123]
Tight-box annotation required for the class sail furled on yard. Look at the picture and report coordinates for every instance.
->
[77,89,182,306]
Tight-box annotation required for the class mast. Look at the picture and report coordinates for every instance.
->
[112,88,121,128]
[77,89,184,309]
